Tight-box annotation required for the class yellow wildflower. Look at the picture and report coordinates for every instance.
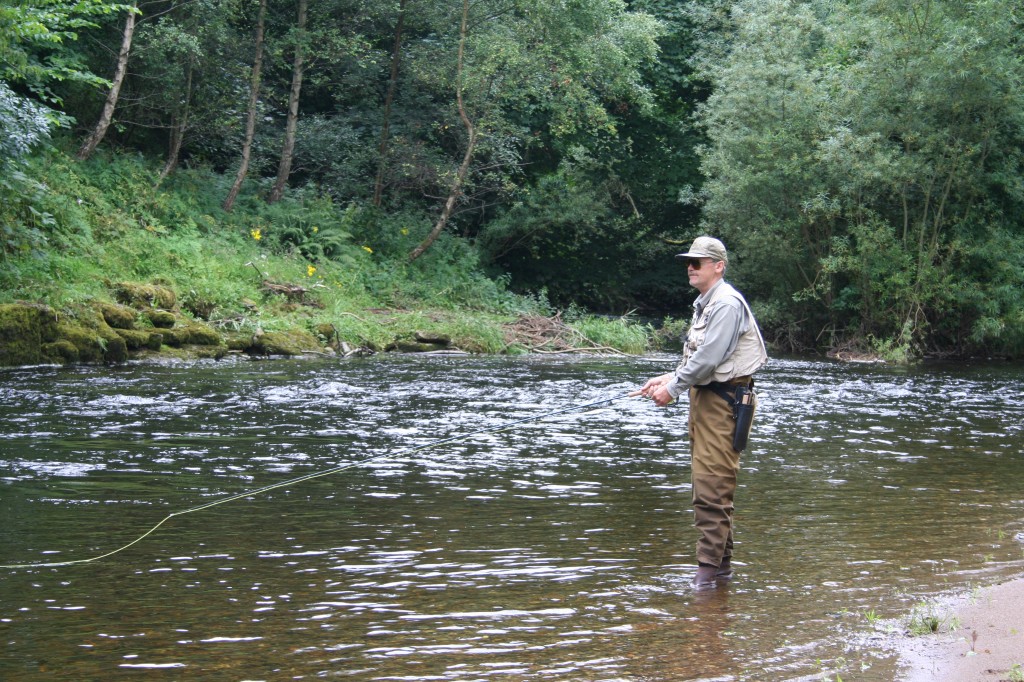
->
[362,246,373,254]
[250,229,262,241]
[307,265,316,277]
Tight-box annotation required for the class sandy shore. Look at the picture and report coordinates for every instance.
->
[895,577,1024,681]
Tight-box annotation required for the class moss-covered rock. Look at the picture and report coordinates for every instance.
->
[97,302,136,330]
[193,345,229,360]
[183,320,222,346]
[158,327,188,347]
[182,297,216,321]
[113,281,177,310]
[0,302,139,366]
[153,320,224,349]
[41,340,79,364]
[115,328,162,350]
[315,323,338,342]
[388,339,450,353]
[223,331,252,352]
[148,310,177,328]
[249,329,322,356]
[414,330,451,345]
[0,303,59,366]
[55,317,127,364]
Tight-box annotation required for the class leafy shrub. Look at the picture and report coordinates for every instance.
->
[0,82,60,262]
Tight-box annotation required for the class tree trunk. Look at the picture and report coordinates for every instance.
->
[76,4,137,161]
[269,0,308,204]
[157,64,193,185]
[373,0,407,208]
[223,0,268,212]
[408,0,475,262]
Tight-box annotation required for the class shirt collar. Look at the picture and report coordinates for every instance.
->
[693,280,725,314]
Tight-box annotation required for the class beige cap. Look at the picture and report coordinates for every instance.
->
[675,235,728,263]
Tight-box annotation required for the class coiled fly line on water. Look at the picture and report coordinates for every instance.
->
[2,393,636,570]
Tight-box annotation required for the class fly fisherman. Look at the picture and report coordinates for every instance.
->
[633,236,768,590]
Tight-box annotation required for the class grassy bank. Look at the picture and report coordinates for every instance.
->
[1,148,662,366]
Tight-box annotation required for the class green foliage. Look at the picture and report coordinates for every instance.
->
[4,0,1023,361]
[0,0,133,98]
[686,0,1024,358]
[11,0,681,322]
[340,205,547,315]
[0,81,58,163]
[0,82,62,262]
[650,316,687,351]
[239,192,360,264]
[292,115,377,202]
[907,601,947,636]
[479,155,675,311]
[946,226,1024,356]
[0,150,610,360]
[0,167,54,265]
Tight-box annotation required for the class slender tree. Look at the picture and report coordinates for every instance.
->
[269,0,308,203]
[372,0,408,208]
[224,0,268,212]
[409,0,663,270]
[77,2,139,160]
[158,63,192,182]
[408,0,475,262]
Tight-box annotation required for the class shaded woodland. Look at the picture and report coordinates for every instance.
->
[3,0,1023,359]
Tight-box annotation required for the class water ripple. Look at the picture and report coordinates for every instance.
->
[1,356,1023,681]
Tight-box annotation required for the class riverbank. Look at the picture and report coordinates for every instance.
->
[0,151,673,369]
[0,295,662,368]
[895,577,1024,681]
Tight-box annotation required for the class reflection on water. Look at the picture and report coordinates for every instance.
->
[1,355,1023,680]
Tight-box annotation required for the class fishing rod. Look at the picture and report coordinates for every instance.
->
[2,392,637,570]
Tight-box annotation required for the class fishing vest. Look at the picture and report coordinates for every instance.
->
[683,281,768,383]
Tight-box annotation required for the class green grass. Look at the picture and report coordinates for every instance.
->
[906,600,954,636]
[569,314,652,355]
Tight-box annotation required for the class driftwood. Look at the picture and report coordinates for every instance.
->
[260,280,309,302]
[504,313,629,356]
[826,339,885,364]
[246,262,322,307]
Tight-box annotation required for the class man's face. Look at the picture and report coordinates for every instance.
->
[685,257,724,293]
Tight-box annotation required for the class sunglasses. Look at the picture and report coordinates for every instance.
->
[685,258,714,269]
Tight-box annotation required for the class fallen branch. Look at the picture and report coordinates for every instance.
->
[503,314,630,355]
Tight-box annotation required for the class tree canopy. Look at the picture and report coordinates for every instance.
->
[2,0,1022,359]
[686,0,1024,357]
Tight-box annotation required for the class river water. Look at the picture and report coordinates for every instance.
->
[1,354,1022,681]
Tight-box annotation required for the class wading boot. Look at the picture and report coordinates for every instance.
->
[716,557,733,581]
[692,563,719,591]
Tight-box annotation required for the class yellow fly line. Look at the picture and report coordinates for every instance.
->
[2,393,634,570]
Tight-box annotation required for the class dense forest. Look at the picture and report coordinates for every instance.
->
[2,0,1023,361]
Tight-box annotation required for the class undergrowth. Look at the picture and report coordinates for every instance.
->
[0,147,651,356]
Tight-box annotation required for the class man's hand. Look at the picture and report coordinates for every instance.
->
[629,373,676,407]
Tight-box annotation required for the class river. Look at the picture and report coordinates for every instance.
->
[1,354,1022,680]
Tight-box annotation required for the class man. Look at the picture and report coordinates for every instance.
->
[634,236,768,590]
